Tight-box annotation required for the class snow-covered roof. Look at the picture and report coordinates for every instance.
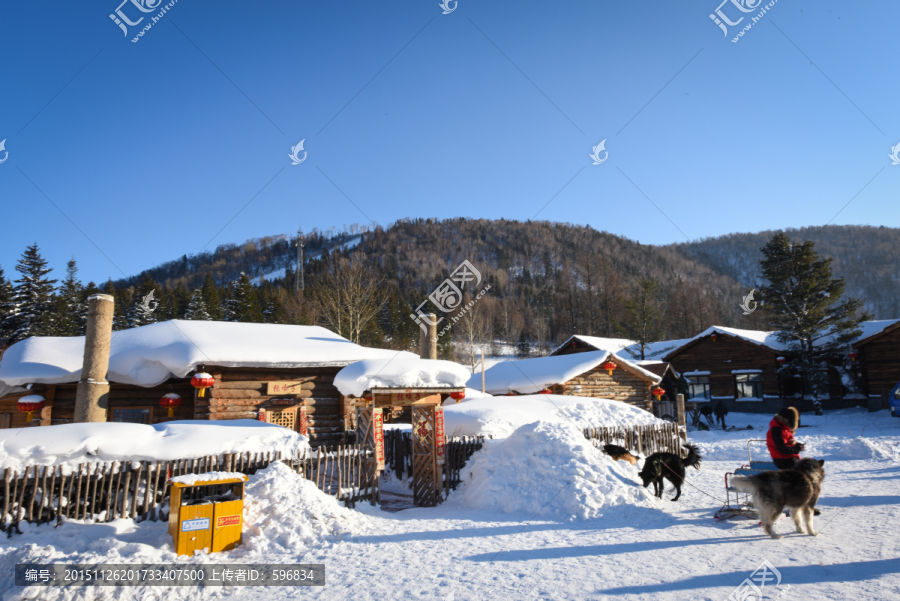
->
[850,319,900,347]
[662,326,788,359]
[0,419,309,471]
[0,320,399,388]
[617,338,694,361]
[443,394,666,438]
[467,350,661,395]
[333,354,470,397]
[550,335,637,356]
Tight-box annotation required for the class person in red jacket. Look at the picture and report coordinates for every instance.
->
[766,406,805,469]
[767,406,821,514]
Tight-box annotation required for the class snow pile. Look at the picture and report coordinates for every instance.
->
[238,462,366,553]
[0,420,309,471]
[444,395,665,438]
[442,387,493,406]
[0,320,399,388]
[334,354,470,397]
[169,472,247,485]
[469,351,660,395]
[453,420,648,519]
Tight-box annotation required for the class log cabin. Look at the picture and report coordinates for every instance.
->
[0,320,398,447]
[468,350,662,411]
[852,319,900,408]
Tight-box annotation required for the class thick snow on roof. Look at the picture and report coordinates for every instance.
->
[0,419,309,471]
[618,338,694,361]
[550,335,637,356]
[466,351,660,395]
[661,326,788,359]
[443,394,665,439]
[850,319,900,346]
[333,354,470,397]
[0,320,399,388]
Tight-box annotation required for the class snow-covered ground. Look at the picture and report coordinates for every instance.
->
[2,408,898,601]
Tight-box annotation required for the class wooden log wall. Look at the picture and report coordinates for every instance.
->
[582,423,682,457]
[202,366,344,447]
[858,325,900,398]
[550,366,656,409]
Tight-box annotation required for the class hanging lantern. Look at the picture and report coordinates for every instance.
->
[651,387,666,401]
[160,393,182,418]
[449,391,466,402]
[848,350,859,362]
[777,356,786,366]
[17,395,45,424]
[538,388,552,394]
[191,372,215,397]
[601,361,617,376]
[505,391,516,396]
[710,332,718,343]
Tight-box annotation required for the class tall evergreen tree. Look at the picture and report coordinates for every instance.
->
[126,277,160,328]
[620,278,664,360]
[224,273,264,323]
[2,244,58,343]
[184,288,212,320]
[515,331,532,358]
[759,233,869,412]
[0,265,14,342]
[103,279,126,330]
[201,274,224,321]
[54,259,85,336]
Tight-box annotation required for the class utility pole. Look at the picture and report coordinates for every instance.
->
[296,226,305,294]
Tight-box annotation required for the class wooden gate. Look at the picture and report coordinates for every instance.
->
[411,406,441,507]
[355,406,382,505]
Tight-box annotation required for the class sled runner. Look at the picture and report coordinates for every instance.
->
[714,439,778,520]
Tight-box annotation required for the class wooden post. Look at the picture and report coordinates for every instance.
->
[74,295,115,423]
[676,393,687,441]
[481,348,485,394]
[420,313,437,360]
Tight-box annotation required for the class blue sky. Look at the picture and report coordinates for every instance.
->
[0,0,897,285]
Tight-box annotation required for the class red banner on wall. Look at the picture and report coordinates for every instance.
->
[435,406,445,465]
[373,410,385,470]
[299,408,308,437]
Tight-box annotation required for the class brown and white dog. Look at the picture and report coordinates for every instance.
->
[602,444,639,466]
[731,458,825,539]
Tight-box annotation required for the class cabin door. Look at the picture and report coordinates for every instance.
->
[411,405,441,507]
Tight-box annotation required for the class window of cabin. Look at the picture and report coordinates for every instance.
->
[110,407,153,424]
[734,373,763,400]
[687,375,710,401]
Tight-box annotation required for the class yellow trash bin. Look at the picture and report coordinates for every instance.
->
[168,473,248,556]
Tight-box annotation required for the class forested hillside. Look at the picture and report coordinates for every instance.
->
[3,220,892,365]
[669,225,900,319]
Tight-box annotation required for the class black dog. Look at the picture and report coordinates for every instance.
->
[714,401,728,429]
[638,443,702,501]
[699,406,715,426]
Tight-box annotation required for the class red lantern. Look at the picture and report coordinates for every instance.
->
[505,391,516,396]
[777,356,785,366]
[601,361,617,376]
[17,395,45,424]
[538,389,552,394]
[848,350,859,361]
[449,391,466,402]
[191,372,214,397]
[710,332,718,343]
[651,387,665,401]
[160,393,182,418]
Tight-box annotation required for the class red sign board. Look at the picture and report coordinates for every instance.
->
[216,515,241,528]
[373,410,385,470]
[299,409,308,437]
[258,409,266,422]
[435,406,446,465]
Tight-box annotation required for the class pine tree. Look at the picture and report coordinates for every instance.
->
[184,288,212,320]
[0,265,14,342]
[515,331,532,358]
[2,244,58,343]
[54,259,85,336]
[102,280,126,330]
[224,273,264,323]
[620,278,664,360]
[126,277,160,328]
[201,274,224,321]
[759,233,869,413]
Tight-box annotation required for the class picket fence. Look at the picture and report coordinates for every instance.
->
[582,422,682,456]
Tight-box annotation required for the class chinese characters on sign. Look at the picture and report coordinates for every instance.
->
[373,410,385,470]
[434,407,445,465]
[267,381,306,395]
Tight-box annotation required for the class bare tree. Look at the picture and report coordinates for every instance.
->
[310,253,388,344]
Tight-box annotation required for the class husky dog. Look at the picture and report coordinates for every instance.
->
[638,443,702,501]
[731,458,825,539]
[602,443,639,465]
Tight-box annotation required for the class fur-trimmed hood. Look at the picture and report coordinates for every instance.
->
[774,406,799,431]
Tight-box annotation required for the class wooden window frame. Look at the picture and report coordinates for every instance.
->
[108,406,155,425]
[687,375,710,401]
[734,373,763,400]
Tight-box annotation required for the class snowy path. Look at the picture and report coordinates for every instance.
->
[2,409,898,601]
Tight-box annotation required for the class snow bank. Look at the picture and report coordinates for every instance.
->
[239,462,366,552]
[442,387,493,406]
[469,351,660,395]
[0,320,399,388]
[443,395,665,439]
[334,354,470,397]
[452,420,649,519]
[169,472,248,485]
[0,420,309,471]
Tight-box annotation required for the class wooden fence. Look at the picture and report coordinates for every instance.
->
[383,430,485,499]
[582,422,682,457]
